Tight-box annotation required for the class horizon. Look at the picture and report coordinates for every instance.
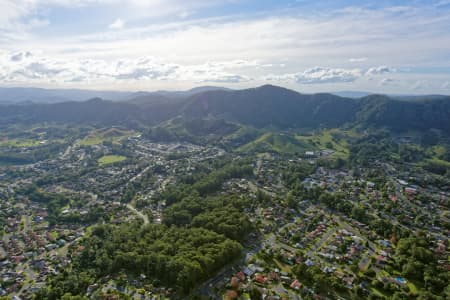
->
[1,0,450,94]
[1,84,449,98]
[1,2,450,298]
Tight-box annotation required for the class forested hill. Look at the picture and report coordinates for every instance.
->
[354,94,450,133]
[0,85,449,134]
[182,85,359,128]
[0,98,179,127]
[182,85,450,133]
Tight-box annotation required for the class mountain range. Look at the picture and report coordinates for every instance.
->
[0,85,449,135]
[0,86,230,104]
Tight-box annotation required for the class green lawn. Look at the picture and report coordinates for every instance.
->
[241,293,251,300]
[0,139,42,147]
[435,145,447,155]
[370,287,390,298]
[79,136,105,146]
[51,231,59,239]
[407,281,419,296]
[427,157,450,167]
[295,129,350,159]
[237,129,352,157]
[98,155,127,166]
[238,132,313,154]
[79,128,137,146]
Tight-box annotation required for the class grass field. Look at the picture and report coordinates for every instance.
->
[427,157,450,167]
[79,137,104,146]
[407,281,419,296]
[295,129,350,159]
[79,128,136,146]
[238,132,313,154]
[370,287,390,298]
[98,155,127,166]
[238,129,351,159]
[0,139,42,148]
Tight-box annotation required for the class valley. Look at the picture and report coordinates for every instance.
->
[0,86,449,300]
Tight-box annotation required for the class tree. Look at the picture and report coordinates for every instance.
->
[249,286,263,300]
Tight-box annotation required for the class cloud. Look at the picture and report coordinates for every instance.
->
[266,67,362,84]
[10,51,33,62]
[113,57,178,80]
[412,80,428,90]
[0,0,226,35]
[265,65,401,85]
[384,6,414,14]
[435,0,450,7]
[0,50,252,84]
[109,18,124,30]
[1,1,450,93]
[176,60,255,83]
[349,57,367,63]
[0,1,32,27]
[178,11,191,18]
[379,78,395,86]
[297,67,362,84]
[197,74,250,83]
[366,66,396,76]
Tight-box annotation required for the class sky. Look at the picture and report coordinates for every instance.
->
[0,0,449,94]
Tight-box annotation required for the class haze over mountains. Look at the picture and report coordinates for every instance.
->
[0,86,230,104]
[0,86,445,104]
[0,85,449,135]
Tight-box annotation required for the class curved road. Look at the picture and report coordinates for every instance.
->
[126,204,149,225]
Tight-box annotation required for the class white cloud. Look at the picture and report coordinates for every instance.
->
[379,78,395,86]
[109,18,124,30]
[10,51,33,62]
[366,66,396,76]
[0,1,32,27]
[178,11,191,19]
[349,57,367,63]
[0,50,253,84]
[412,80,428,90]
[384,6,414,13]
[441,81,450,89]
[0,1,450,93]
[265,67,362,84]
[198,74,250,83]
[180,61,254,83]
[297,67,362,84]
[435,0,450,7]
[264,65,402,86]
[0,0,227,32]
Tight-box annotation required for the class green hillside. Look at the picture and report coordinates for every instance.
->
[238,132,313,154]
[79,128,135,146]
[1,85,449,136]
[238,130,351,158]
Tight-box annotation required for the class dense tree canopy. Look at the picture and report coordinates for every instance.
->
[36,222,243,299]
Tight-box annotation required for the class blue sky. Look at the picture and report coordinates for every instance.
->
[0,0,449,94]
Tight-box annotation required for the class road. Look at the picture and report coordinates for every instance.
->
[24,215,30,232]
[248,181,276,198]
[333,216,377,272]
[255,156,263,176]
[129,165,151,183]
[306,228,336,257]
[17,236,83,298]
[273,283,302,300]
[265,233,297,254]
[196,252,249,300]
[159,177,172,192]
[61,144,73,159]
[126,204,149,226]
[196,236,263,299]
[359,254,371,271]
